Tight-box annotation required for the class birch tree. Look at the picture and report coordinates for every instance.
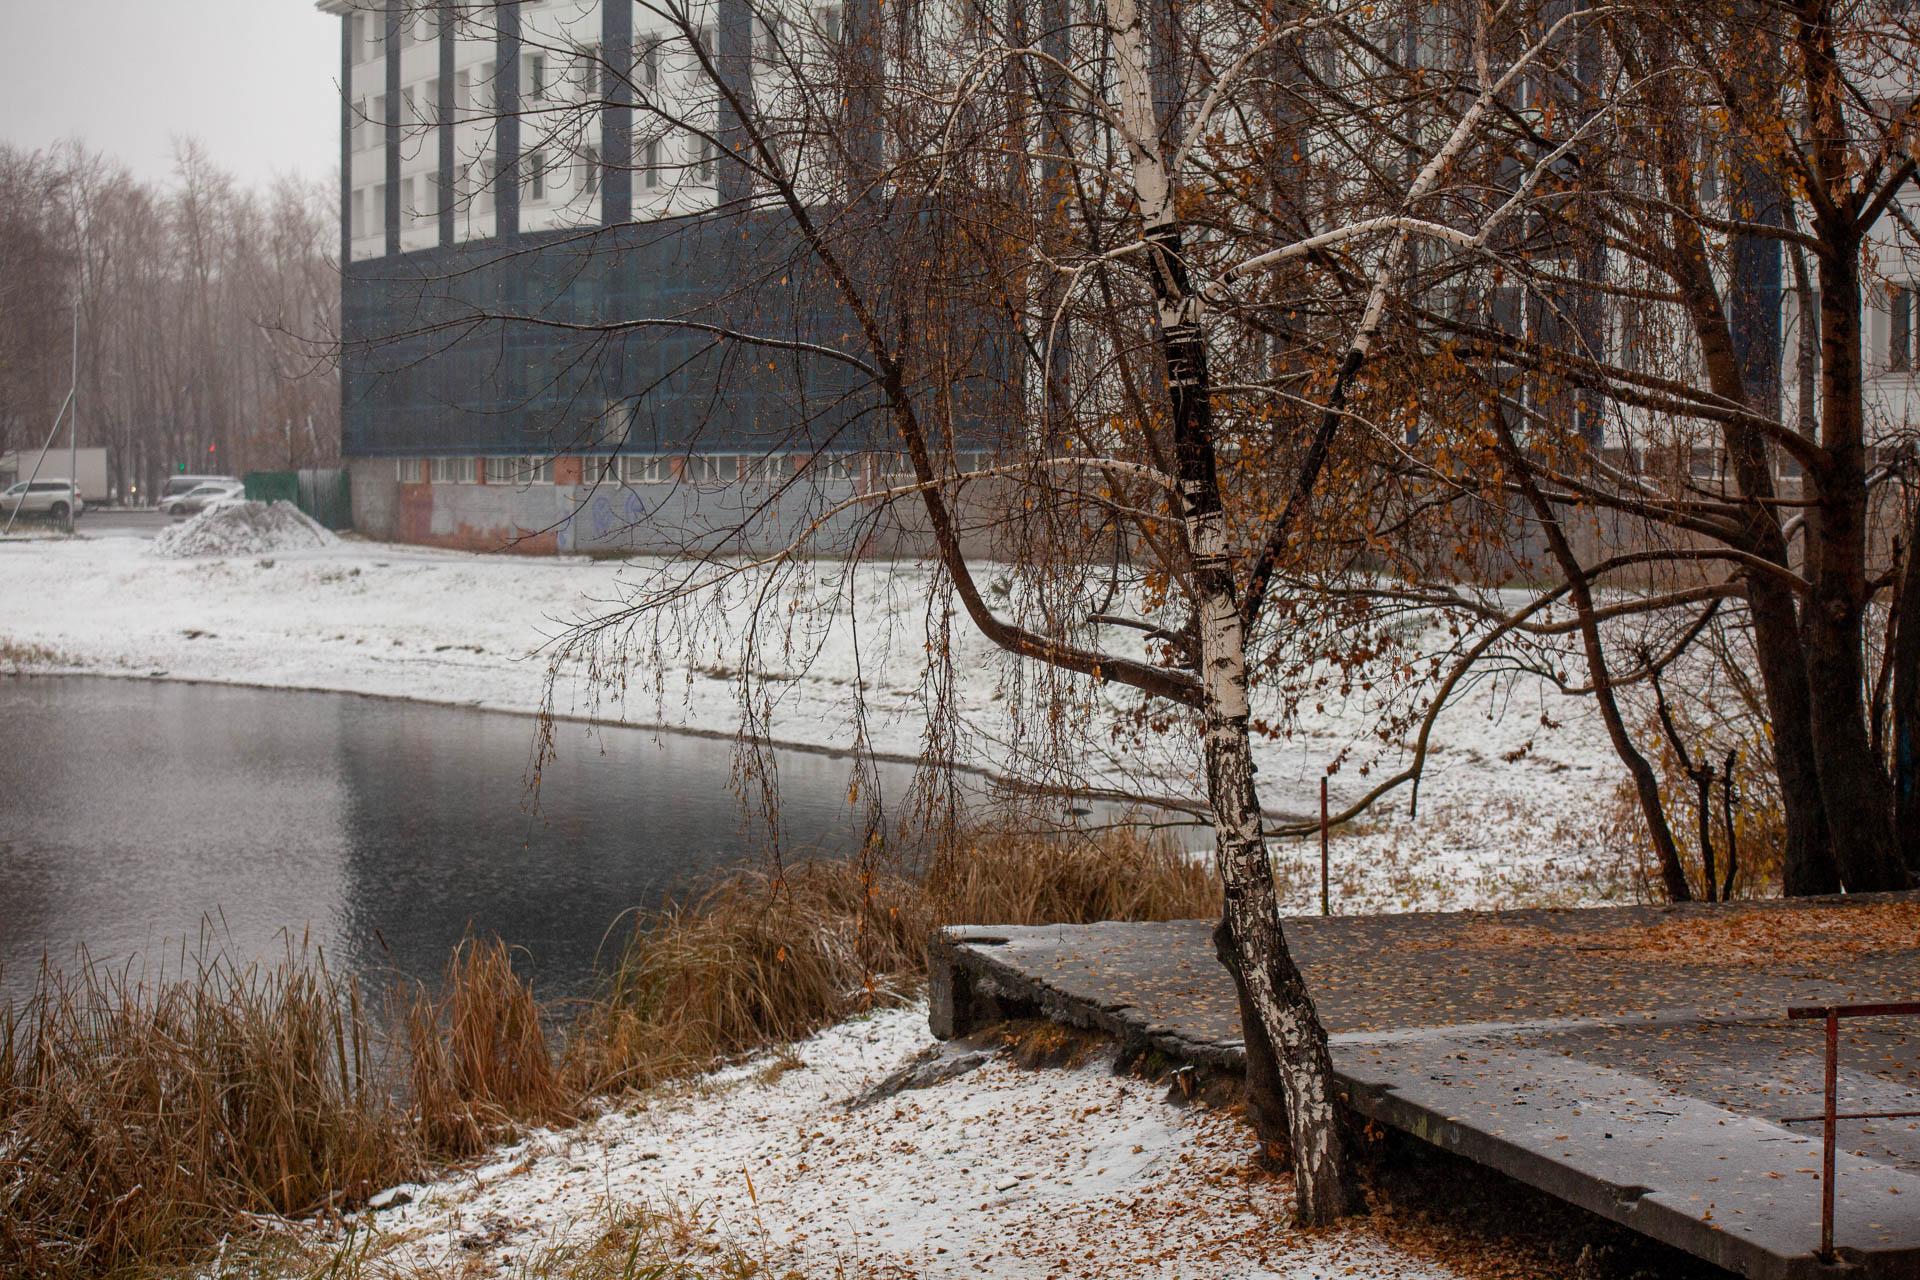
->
[424,0,1610,1220]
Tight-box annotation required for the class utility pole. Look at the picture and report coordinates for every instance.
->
[68,297,78,526]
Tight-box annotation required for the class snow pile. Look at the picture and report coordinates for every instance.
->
[338,1004,1463,1279]
[151,500,338,559]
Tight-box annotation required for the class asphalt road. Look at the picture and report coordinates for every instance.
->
[72,509,171,539]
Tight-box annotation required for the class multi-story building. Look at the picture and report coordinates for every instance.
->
[324,3,1915,555]
[317,0,996,554]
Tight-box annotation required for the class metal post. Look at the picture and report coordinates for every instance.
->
[1319,776,1330,917]
[1821,1008,1838,1261]
[67,301,78,528]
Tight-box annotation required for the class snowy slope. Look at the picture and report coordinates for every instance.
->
[338,1004,1466,1280]
[1,534,1633,909]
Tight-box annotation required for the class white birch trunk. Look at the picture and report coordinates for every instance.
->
[1103,0,1354,1224]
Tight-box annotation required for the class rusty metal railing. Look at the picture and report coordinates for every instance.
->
[1782,1000,1920,1262]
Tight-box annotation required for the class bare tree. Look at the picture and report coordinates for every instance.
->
[1289,0,1920,897]
[363,0,1623,1220]
[0,140,339,500]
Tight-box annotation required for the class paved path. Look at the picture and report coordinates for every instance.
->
[931,897,1920,1279]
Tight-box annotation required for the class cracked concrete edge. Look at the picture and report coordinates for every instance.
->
[928,929,1243,1074]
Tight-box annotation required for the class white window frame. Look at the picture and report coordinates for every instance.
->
[870,453,916,485]
[623,455,672,484]
[688,454,735,484]
[740,455,785,484]
[485,456,555,485]
[573,43,600,95]
[755,13,788,61]
[430,456,477,485]
[812,455,860,484]
[395,458,424,484]
[815,4,843,45]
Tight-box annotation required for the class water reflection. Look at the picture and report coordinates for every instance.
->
[0,677,922,1005]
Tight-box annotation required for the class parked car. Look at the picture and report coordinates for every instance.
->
[2,479,85,522]
[156,474,241,508]
[160,482,245,518]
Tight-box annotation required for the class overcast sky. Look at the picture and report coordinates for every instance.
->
[0,0,341,189]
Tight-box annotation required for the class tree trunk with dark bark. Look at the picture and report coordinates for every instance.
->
[1804,247,1911,891]
[1891,509,1920,877]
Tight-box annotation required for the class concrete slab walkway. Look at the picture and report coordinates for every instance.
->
[929,897,1920,1279]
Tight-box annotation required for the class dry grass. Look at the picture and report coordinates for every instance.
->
[0,638,64,671]
[569,860,931,1094]
[241,1198,785,1280]
[404,936,579,1157]
[926,826,1219,927]
[1,825,1216,1278]
[572,826,1214,1094]
[0,945,409,1279]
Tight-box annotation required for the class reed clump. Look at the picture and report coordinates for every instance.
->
[926,825,1219,927]
[404,935,578,1156]
[570,859,931,1093]
[0,948,409,1279]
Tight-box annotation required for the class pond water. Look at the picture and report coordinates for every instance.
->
[0,676,1011,1006]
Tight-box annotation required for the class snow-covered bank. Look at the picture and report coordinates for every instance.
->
[0,533,1633,910]
[331,1003,1464,1279]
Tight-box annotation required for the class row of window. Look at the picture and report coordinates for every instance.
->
[350,133,719,238]
[396,456,554,485]
[349,4,850,150]
[394,453,994,486]
[1484,280,1920,377]
[352,144,614,234]
[352,8,845,71]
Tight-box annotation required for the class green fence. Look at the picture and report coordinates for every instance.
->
[244,469,352,531]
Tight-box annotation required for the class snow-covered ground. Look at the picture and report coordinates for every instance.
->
[330,1004,1466,1280]
[8,523,1631,1277]
[1,525,1635,910]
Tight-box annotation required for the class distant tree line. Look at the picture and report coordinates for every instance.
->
[0,140,339,501]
